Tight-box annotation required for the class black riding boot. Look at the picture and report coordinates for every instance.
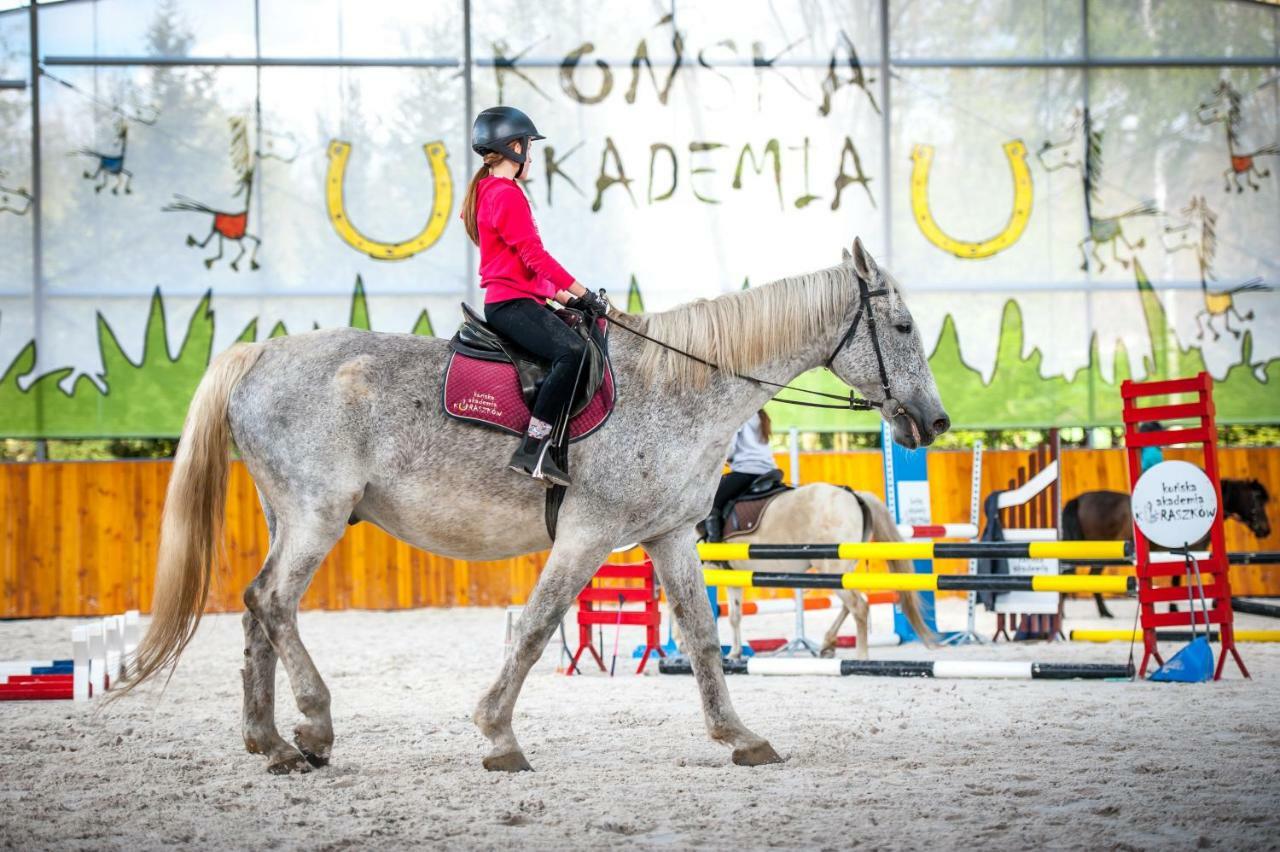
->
[509,422,571,487]
[702,512,723,543]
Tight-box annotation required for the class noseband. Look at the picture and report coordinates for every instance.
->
[603,269,904,416]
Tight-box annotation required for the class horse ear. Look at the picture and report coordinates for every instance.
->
[841,247,852,262]
[852,237,877,283]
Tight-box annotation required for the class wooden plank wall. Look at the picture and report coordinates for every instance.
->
[2,448,1277,617]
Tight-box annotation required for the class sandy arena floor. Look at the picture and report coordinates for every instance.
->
[1,597,1278,850]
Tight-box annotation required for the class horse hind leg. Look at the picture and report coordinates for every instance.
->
[821,590,853,658]
[188,226,215,248]
[728,586,745,659]
[243,504,350,774]
[473,532,615,772]
[644,529,780,767]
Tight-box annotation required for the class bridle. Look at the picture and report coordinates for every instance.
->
[602,268,905,417]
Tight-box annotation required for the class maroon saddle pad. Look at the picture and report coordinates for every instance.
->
[441,321,616,442]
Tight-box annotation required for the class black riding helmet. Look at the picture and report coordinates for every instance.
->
[471,106,545,171]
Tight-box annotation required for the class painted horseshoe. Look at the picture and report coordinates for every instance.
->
[909,140,1033,259]
[325,139,453,260]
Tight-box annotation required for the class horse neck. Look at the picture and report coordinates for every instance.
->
[613,293,843,426]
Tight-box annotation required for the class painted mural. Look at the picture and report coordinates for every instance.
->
[0,0,1277,437]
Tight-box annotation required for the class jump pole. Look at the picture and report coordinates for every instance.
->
[659,657,1133,680]
[1071,629,1280,643]
[703,568,1134,594]
[697,541,1131,562]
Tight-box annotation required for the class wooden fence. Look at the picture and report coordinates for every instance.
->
[2,447,1277,617]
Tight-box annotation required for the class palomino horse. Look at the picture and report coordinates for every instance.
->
[719,484,929,659]
[1063,479,1271,618]
[118,238,949,775]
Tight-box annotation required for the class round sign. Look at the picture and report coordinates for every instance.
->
[1130,460,1219,549]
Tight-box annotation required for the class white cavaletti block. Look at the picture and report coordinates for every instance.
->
[87,622,106,696]
[123,610,141,676]
[104,617,123,685]
[72,626,91,701]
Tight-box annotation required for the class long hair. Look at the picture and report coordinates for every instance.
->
[757,409,772,442]
[461,151,505,245]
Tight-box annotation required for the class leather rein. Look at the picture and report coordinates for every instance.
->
[602,272,903,415]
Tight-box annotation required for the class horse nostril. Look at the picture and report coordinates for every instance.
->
[933,415,951,435]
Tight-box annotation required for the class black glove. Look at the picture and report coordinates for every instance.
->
[568,290,608,317]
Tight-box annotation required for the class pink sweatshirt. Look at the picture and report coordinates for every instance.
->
[474,176,576,304]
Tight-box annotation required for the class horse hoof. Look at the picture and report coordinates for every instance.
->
[293,728,331,768]
[266,751,312,775]
[204,260,214,269]
[819,647,835,659]
[483,750,534,773]
[732,741,783,767]
[251,261,261,271]
[186,236,196,246]
[231,263,240,272]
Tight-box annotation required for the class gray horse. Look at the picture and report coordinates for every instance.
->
[120,237,949,775]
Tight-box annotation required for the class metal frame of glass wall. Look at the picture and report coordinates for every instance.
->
[4,0,1280,341]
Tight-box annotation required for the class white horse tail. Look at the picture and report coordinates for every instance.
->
[112,342,265,699]
[856,490,936,645]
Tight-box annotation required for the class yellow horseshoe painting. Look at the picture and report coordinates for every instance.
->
[910,140,1033,259]
[325,140,453,261]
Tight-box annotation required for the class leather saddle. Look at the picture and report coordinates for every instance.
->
[449,302,606,418]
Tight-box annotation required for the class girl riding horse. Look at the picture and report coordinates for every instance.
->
[461,106,606,486]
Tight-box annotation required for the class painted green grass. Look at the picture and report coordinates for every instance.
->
[0,277,436,437]
[0,263,1273,436]
[762,259,1277,430]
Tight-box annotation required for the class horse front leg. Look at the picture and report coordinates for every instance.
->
[230,239,248,271]
[821,590,853,658]
[1090,566,1113,618]
[119,169,133,195]
[245,234,262,270]
[644,529,781,767]
[473,533,614,772]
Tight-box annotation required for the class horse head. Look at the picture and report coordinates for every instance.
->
[1197,80,1238,128]
[1227,478,1271,539]
[1037,108,1084,172]
[829,238,949,449]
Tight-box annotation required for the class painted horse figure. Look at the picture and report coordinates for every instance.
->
[0,169,32,216]
[115,237,949,774]
[77,121,134,195]
[1198,80,1280,193]
[715,484,930,660]
[163,117,262,272]
[1063,478,1271,617]
[1039,108,1158,272]
[1163,196,1272,341]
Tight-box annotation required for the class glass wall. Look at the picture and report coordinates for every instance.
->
[1,0,1278,436]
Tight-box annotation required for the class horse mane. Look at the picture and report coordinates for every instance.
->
[628,265,857,388]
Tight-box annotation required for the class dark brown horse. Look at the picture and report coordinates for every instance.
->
[1062,479,1271,617]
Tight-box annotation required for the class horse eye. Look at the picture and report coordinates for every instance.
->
[895,322,912,334]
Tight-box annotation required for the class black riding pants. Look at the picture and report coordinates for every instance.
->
[713,471,759,515]
[484,298,587,426]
